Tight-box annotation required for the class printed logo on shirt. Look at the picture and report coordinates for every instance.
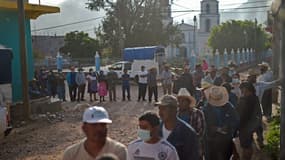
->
[158,152,167,160]
[134,149,140,155]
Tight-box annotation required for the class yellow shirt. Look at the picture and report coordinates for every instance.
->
[63,137,127,160]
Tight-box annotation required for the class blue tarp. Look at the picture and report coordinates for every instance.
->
[0,49,13,84]
[123,46,164,61]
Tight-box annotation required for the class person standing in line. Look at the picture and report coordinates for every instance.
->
[231,74,242,99]
[47,70,57,98]
[98,71,108,102]
[122,69,131,101]
[257,62,273,120]
[63,106,127,160]
[178,67,195,95]
[203,66,223,86]
[155,95,199,160]
[177,88,205,159]
[236,82,262,160]
[56,69,66,101]
[66,66,77,101]
[137,66,148,102]
[128,111,179,160]
[86,68,98,102]
[147,68,158,103]
[203,86,239,160]
[202,59,208,72]
[39,68,48,95]
[76,68,86,102]
[161,65,173,95]
[192,64,204,88]
[222,82,238,108]
[107,70,118,102]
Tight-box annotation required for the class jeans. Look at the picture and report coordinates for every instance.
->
[148,86,158,102]
[122,85,130,100]
[109,86,116,101]
[57,85,65,101]
[68,84,77,101]
[138,83,147,100]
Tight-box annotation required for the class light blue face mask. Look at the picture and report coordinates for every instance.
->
[138,129,151,141]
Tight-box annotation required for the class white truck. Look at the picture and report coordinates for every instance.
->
[103,46,165,78]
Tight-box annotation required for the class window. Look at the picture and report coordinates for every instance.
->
[206,19,211,32]
[124,63,132,70]
[206,4,210,14]
[181,33,185,43]
[111,63,122,70]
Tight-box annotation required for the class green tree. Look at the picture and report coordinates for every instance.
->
[87,0,181,57]
[60,31,100,58]
[208,20,270,54]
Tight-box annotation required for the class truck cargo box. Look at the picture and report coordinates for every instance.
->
[123,46,164,61]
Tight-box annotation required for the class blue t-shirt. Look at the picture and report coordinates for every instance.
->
[122,74,130,86]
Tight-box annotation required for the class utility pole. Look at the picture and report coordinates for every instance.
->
[280,19,285,160]
[271,0,285,158]
[193,15,197,54]
[254,18,259,63]
[17,0,31,120]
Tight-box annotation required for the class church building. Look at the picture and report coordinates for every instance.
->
[165,0,220,58]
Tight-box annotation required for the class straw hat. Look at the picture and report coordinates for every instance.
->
[204,86,229,106]
[246,68,260,77]
[196,80,212,91]
[258,61,270,68]
[177,88,197,107]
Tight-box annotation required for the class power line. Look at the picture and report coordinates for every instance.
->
[171,5,269,13]
[31,16,104,32]
[220,5,270,11]
[221,0,269,6]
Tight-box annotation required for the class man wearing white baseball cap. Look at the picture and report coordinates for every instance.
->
[63,106,127,160]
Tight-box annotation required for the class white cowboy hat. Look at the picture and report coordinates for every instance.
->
[177,88,197,107]
[258,61,270,68]
[204,86,229,106]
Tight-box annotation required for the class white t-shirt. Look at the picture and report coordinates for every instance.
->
[162,124,171,140]
[63,137,127,160]
[127,139,179,160]
[138,71,148,84]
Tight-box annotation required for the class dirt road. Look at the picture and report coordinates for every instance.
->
[0,86,159,160]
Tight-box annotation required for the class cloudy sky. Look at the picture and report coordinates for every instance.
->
[30,0,271,37]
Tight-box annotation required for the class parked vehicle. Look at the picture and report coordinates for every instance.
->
[103,46,166,78]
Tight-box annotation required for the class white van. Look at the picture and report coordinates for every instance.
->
[103,60,159,78]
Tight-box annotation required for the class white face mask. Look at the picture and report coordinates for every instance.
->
[138,129,151,141]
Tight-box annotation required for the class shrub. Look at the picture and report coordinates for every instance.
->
[264,115,280,160]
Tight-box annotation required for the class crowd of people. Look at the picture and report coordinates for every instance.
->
[60,60,279,160]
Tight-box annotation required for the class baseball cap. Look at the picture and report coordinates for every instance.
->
[154,95,178,108]
[83,106,112,124]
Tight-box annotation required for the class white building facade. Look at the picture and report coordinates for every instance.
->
[166,0,220,58]
[197,0,220,56]
[166,22,196,58]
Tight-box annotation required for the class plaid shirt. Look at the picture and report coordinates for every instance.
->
[178,108,206,138]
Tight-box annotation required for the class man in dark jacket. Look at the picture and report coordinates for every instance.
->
[155,95,199,160]
[178,67,195,95]
[203,86,239,160]
[237,82,262,160]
